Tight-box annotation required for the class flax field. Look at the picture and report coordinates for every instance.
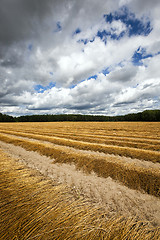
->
[0,122,160,239]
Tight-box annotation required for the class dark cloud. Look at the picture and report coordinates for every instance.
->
[0,0,56,45]
[114,101,136,107]
[1,48,25,68]
[69,103,96,110]
[108,65,138,82]
[28,106,53,111]
[0,96,20,106]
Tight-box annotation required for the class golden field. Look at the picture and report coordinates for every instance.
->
[0,122,160,239]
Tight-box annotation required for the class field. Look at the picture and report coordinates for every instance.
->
[0,122,160,239]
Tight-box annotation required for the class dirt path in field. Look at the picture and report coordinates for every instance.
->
[0,140,160,227]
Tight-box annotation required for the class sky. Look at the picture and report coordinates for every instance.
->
[0,0,160,116]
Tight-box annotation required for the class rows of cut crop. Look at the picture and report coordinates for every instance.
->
[19,131,160,151]
[0,129,160,163]
[37,128,160,141]
[28,129,160,142]
[1,122,160,142]
[4,127,160,151]
[2,127,160,143]
[1,122,160,239]
[1,122,160,139]
[2,131,160,174]
[1,148,159,240]
[1,129,160,152]
[0,133,160,197]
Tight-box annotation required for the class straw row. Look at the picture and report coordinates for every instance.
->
[1,148,160,240]
[0,129,159,163]
[1,129,159,151]
[0,133,159,197]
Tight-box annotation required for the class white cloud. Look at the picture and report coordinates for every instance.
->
[0,0,160,116]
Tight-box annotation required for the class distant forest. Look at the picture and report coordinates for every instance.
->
[0,110,160,122]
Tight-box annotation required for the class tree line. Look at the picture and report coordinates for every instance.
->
[0,110,160,122]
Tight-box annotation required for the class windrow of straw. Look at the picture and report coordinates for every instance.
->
[20,127,160,141]
[0,122,159,140]
[0,133,159,197]
[27,130,160,145]
[0,129,160,163]
[1,129,160,151]
[1,122,160,142]
[0,148,160,240]
[36,132,160,151]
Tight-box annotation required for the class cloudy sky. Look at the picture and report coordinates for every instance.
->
[0,0,160,116]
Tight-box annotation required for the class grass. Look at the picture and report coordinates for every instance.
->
[0,133,159,197]
[0,148,160,240]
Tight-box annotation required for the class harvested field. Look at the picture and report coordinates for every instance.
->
[0,122,160,239]
[1,148,160,239]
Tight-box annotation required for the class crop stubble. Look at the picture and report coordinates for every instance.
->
[0,122,159,197]
[1,148,160,239]
[0,122,160,239]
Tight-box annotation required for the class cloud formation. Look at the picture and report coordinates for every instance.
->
[0,0,160,116]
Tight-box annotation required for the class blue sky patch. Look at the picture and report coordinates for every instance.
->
[87,75,97,80]
[70,75,97,89]
[97,30,108,43]
[77,37,95,45]
[77,39,89,45]
[69,79,86,89]
[97,29,125,43]
[70,84,76,89]
[34,82,56,93]
[55,21,62,32]
[104,7,152,37]
[133,83,139,88]
[132,47,153,66]
[28,44,33,51]
[155,51,160,56]
[102,67,110,75]
[73,28,81,35]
